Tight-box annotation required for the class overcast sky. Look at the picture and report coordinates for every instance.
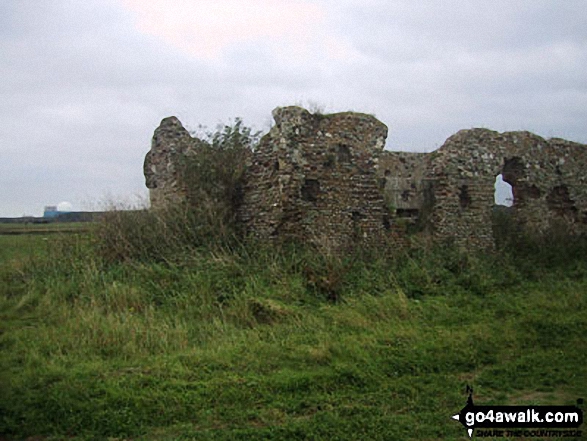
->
[1,0,586,216]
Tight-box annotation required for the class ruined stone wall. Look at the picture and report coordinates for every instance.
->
[422,129,587,249]
[378,151,428,220]
[143,117,204,209]
[239,106,388,253]
[144,107,587,252]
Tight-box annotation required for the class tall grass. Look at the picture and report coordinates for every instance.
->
[94,119,257,265]
[2,211,586,439]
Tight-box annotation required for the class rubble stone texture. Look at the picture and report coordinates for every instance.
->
[144,107,587,252]
[420,129,587,249]
[239,106,388,253]
[143,116,204,209]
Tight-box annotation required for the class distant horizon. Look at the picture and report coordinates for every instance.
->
[1,174,514,218]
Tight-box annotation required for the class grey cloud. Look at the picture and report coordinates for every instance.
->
[337,0,587,55]
[1,0,586,216]
[310,0,587,146]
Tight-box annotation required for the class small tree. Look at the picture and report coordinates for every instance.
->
[95,119,261,263]
[181,118,261,244]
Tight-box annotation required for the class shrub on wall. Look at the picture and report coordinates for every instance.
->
[96,119,260,263]
[181,118,259,243]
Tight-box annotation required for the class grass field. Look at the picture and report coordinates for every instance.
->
[0,222,90,236]
[0,223,585,440]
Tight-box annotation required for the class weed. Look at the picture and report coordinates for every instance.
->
[1,207,586,439]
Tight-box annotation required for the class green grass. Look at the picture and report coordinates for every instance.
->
[0,233,586,440]
[0,222,91,236]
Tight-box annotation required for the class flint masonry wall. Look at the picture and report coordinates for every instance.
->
[143,116,204,209]
[239,106,388,253]
[423,129,587,249]
[145,107,587,251]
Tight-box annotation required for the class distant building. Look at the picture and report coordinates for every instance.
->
[43,205,60,218]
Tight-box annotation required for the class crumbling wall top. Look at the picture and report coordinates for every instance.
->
[239,106,389,252]
[144,116,205,209]
[143,107,587,252]
[270,106,388,152]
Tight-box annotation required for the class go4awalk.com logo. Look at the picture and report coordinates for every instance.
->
[451,386,584,438]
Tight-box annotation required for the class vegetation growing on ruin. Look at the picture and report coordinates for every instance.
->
[1,122,586,440]
[97,119,259,263]
[182,118,260,243]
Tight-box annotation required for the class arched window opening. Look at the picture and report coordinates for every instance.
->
[494,174,513,207]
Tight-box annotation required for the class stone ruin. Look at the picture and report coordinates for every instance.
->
[144,106,587,253]
[143,116,195,208]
